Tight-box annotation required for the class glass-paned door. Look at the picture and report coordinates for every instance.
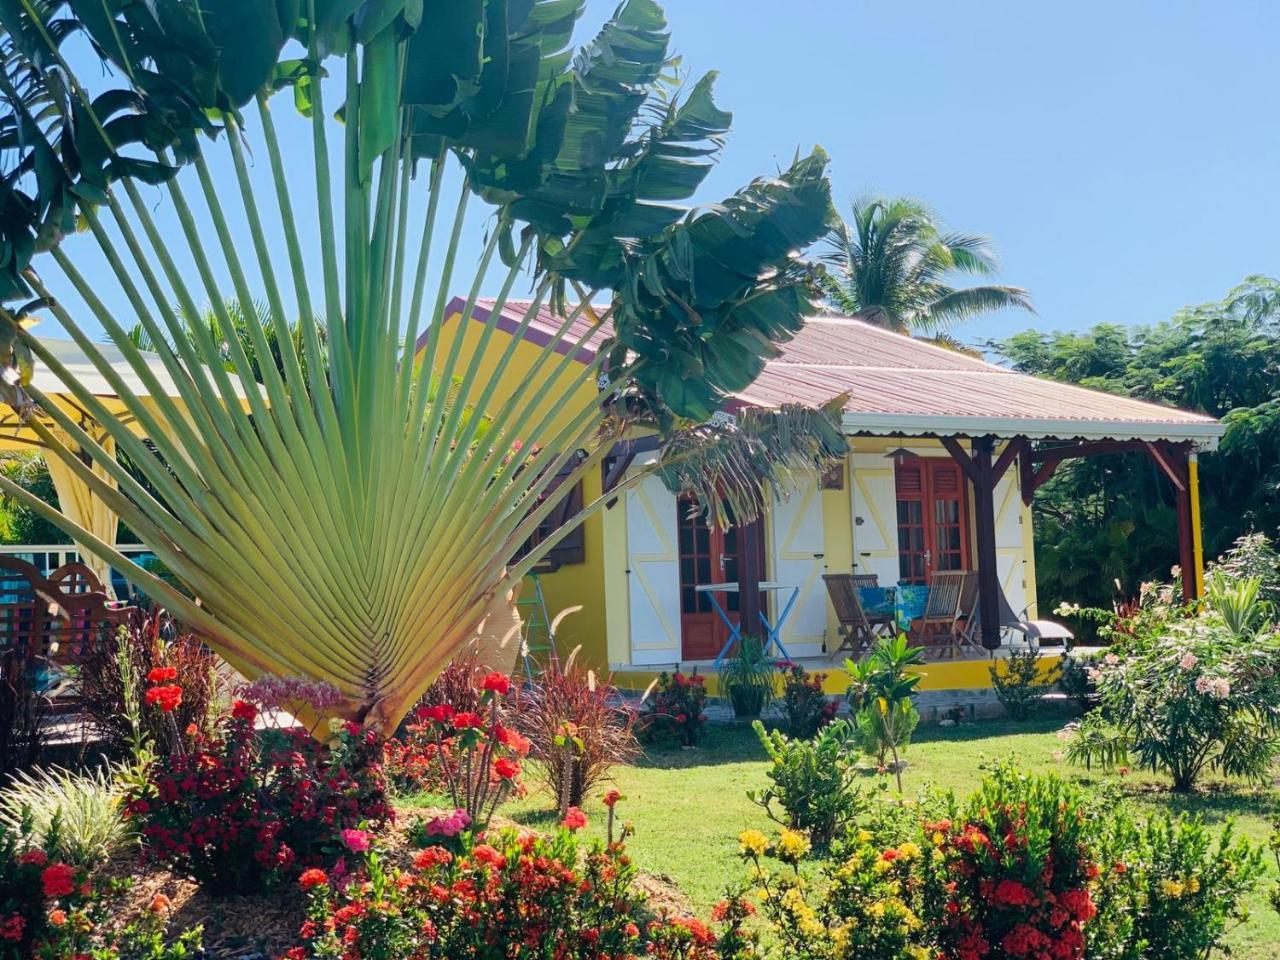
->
[894,460,970,584]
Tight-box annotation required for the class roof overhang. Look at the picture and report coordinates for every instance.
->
[841,412,1225,451]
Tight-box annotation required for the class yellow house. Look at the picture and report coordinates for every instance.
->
[427,297,1224,697]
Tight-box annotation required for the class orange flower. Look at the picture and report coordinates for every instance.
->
[149,893,172,914]
[48,909,68,927]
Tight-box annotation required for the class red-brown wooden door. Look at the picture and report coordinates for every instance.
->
[677,500,761,660]
[895,459,970,585]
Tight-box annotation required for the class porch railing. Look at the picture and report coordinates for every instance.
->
[0,544,156,601]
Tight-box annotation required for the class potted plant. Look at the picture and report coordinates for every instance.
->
[722,636,776,719]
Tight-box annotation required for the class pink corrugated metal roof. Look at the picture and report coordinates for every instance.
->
[448,299,1223,446]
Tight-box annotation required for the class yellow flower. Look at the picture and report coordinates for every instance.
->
[1160,878,1185,899]
[856,829,873,844]
[873,858,893,875]
[909,947,931,960]
[1186,876,1201,894]
[738,829,769,858]
[328,716,346,734]
[931,831,946,846]
[777,828,812,863]
[896,841,922,861]
[754,887,771,901]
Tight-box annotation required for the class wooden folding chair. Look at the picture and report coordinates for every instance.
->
[823,574,892,659]
[914,570,967,658]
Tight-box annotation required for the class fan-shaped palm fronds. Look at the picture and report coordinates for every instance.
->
[819,196,1033,336]
[0,0,839,730]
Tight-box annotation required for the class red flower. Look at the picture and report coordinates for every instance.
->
[147,666,178,683]
[561,806,587,830]
[481,672,511,695]
[493,757,520,780]
[41,862,76,897]
[231,700,257,721]
[624,922,640,938]
[17,848,47,866]
[452,711,483,729]
[299,868,329,890]
[413,846,453,870]
[992,879,1036,907]
[418,704,454,723]
[0,915,24,943]
[602,789,622,808]
[472,844,506,869]
[144,684,183,713]
[881,848,899,861]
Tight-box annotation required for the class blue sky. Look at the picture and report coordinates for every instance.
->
[53,1,1280,348]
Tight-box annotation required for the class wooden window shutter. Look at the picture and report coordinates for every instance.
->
[895,463,924,497]
[515,456,586,570]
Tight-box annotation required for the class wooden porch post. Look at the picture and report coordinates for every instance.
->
[739,516,765,644]
[1174,466,1198,602]
[970,437,1002,650]
[1144,441,1199,601]
[941,435,1004,651]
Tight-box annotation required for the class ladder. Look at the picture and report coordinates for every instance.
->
[517,572,554,678]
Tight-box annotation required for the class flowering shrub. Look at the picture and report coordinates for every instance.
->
[125,700,391,895]
[511,656,640,813]
[1066,617,1280,790]
[749,719,861,848]
[80,606,223,758]
[0,818,89,958]
[383,672,528,825]
[777,662,839,738]
[641,670,709,747]
[1089,812,1264,960]
[741,819,930,960]
[288,809,642,959]
[236,674,343,733]
[924,766,1097,960]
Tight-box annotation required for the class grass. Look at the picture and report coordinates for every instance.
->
[494,705,1279,958]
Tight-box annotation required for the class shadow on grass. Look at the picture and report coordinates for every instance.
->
[1117,780,1277,825]
[911,705,1081,745]
[633,721,770,770]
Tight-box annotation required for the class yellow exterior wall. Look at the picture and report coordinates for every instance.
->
[419,309,609,669]
[610,652,1064,696]
[820,461,854,646]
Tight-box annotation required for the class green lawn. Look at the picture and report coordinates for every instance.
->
[498,706,1279,958]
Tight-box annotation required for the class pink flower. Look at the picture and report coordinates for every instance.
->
[602,789,622,808]
[425,809,472,837]
[561,806,587,831]
[340,828,371,853]
[1178,652,1198,671]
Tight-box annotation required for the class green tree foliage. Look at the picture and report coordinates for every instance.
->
[819,196,1034,336]
[992,276,1280,610]
[0,453,63,544]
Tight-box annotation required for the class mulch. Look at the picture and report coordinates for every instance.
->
[101,804,694,959]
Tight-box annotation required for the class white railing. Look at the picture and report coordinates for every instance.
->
[0,543,157,599]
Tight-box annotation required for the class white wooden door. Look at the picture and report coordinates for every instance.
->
[625,473,682,665]
[769,484,827,657]
[994,464,1028,617]
[850,453,901,585]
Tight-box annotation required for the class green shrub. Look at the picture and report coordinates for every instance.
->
[1090,812,1265,960]
[720,636,775,719]
[777,662,838,738]
[1058,649,1102,710]
[989,649,1057,720]
[749,719,861,848]
[1210,532,1280,606]
[846,635,925,791]
[640,670,709,747]
[1066,617,1280,790]
[0,764,132,866]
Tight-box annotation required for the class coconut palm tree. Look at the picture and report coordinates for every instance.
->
[0,0,843,732]
[819,197,1034,336]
